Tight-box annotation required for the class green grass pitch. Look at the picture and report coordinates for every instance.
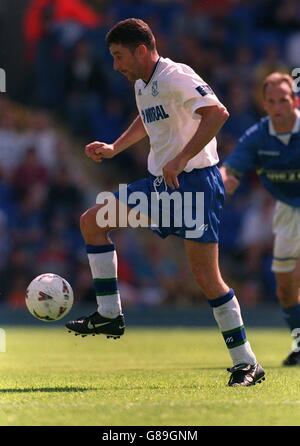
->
[0,327,300,426]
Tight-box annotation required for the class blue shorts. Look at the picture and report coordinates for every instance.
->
[114,165,225,243]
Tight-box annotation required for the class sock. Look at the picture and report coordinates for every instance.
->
[86,244,122,319]
[282,304,300,331]
[209,289,257,366]
[282,304,300,350]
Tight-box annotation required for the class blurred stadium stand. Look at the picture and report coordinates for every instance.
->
[0,0,300,319]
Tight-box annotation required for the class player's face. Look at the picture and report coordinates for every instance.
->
[263,82,297,123]
[109,44,143,81]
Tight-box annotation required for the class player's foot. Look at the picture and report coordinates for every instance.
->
[227,362,265,387]
[282,350,300,366]
[65,311,125,339]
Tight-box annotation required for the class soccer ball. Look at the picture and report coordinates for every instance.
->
[25,273,74,321]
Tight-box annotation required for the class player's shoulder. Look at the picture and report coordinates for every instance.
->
[236,118,267,148]
[159,57,202,81]
[240,117,269,141]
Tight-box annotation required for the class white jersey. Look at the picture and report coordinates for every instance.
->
[134,57,222,176]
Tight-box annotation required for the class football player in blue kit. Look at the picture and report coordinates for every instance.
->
[66,18,265,386]
[221,72,300,366]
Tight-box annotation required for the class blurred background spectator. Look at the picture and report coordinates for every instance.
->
[1,0,300,310]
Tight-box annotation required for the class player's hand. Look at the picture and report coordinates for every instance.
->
[219,166,240,195]
[85,142,115,163]
[162,156,187,189]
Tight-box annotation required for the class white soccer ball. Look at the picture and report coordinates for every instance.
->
[25,273,74,321]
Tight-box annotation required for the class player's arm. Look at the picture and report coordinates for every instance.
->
[220,125,259,195]
[163,104,229,188]
[219,165,241,195]
[85,115,147,163]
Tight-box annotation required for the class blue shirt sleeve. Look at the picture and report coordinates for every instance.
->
[224,123,259,176]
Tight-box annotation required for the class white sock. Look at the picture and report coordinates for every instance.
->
[87,244,122,319]
[210,290,257,366]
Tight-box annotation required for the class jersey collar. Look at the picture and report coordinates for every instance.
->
[142,57,161,87]
[268,109,300,135]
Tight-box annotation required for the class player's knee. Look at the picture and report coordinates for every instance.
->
[81,205,113,239]
[80,209,91,236]
[80,208,100,237]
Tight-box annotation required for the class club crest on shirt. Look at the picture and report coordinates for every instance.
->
[151,81,159,97]
[137,88,142,96]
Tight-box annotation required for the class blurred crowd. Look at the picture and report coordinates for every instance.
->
[1,0,300,308]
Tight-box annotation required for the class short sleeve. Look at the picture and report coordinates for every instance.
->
[224,124,259,176]
[171,67,222,118]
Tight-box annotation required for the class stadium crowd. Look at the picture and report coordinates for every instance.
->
[1,0,300,308]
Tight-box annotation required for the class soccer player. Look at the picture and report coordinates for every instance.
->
[66,18,265,386]
[220,72,300,366]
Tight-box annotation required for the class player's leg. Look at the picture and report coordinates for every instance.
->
[184,240,265,386]
[271,202,300,364]
[275,261,300,365]
[80,201,126,317]
[65,199,131,338]
[275,269,300,309]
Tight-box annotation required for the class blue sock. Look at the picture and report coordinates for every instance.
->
[283,304,300,332]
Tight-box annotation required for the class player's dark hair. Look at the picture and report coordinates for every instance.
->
[106,18,156,52]
[263,72,295,98]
